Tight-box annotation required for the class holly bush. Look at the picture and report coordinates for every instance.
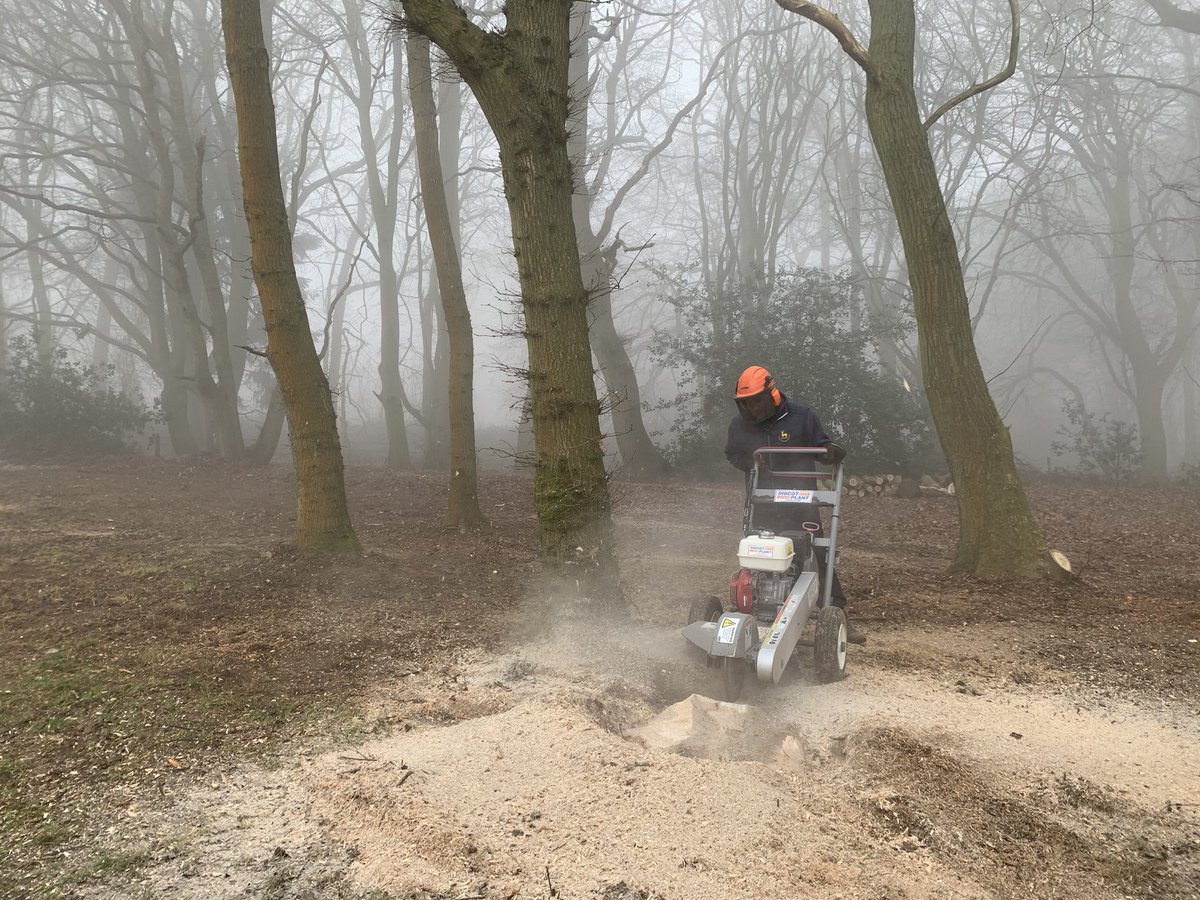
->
[651,269,941,476]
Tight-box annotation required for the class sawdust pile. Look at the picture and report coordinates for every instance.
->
[299,682,991,900]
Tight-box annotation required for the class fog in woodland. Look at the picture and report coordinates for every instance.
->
[2,0,1198,482]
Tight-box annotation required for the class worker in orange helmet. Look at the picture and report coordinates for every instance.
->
[725,365,865,644]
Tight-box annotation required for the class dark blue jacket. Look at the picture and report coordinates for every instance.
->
[724,393,830,473]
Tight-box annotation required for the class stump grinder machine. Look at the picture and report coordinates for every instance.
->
[681,446,849,701]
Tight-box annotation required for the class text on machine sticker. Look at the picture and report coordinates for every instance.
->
[774,489,814,503]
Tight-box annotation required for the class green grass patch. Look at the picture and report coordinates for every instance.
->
[1,647,313,807]
[0,644,341,896]
[117,562,172,578]
[0,757,73,846]
[0,648,130,735]
[77,849,150,879]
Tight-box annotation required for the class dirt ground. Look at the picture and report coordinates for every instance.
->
[1,459,1197,899]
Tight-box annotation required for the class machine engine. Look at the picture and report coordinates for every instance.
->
[753,570,794,618]
[728,562,802,625]
[729,530,811,623]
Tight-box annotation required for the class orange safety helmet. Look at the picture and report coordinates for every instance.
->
[734,365,782,424]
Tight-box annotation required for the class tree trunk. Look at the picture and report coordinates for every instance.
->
[516,389,535,461]
[1102,141,1169,482]
[154,16,244,459]
[122,3,237,459]
[221,0,359,551]
[407,34,484,528]
[416,74,462,470]
[0,279,9,397]
[92,264,115,369]
[1185,359,1198,469]
[1129,357,1169,479]
[495,137,616,589]
[187,150,246,460]
[862,0,1053,576]
[396,0,619,598]
[160,375,199,455]
[419,274,450,467]
[15,149,54,362]
[566,3,668,482]
[248,384,287,465]
[160,241,232,455]
[342,15,410,471]
[581,250,668,481]
[378,260,412,468]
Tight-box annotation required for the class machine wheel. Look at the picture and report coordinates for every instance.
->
[720,655,747,702]
[687,595,723,625]
[814,606,848,683]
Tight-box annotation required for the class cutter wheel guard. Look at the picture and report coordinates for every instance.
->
[681,447,850,700]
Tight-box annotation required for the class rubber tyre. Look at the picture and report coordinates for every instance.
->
[720,655,746,702]
[814,606,848,683]
[687,595,723,626]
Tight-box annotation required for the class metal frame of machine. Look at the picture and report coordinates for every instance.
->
[681,446,849,700]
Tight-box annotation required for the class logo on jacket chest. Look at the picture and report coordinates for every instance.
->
[776,430,790,443]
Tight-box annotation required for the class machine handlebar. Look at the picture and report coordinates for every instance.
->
[752,446,842,476]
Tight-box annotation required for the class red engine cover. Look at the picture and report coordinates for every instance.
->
[728,568,754,613]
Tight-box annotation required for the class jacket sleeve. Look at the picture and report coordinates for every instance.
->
[805,408,831,447]
[724,419,753,472]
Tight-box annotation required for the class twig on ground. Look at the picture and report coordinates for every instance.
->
[337,750,377,762]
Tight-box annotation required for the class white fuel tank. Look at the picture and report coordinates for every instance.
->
[737,532,795,572]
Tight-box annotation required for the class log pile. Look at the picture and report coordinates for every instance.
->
[844,474,897,497]
[842,473,953,498]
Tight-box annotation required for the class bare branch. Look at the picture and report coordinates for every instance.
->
[0,184,161,226]
[319,237,366,362]
[923,0,1019,131]
[594,41,733,242]
[986,316,1051,384]
[1145,0,1200,34]
[773,0,874,77]
[0,308,150,364]
[387,0,501,86]
[0,225,74,262]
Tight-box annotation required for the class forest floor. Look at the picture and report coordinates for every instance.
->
[1,458,1198,900]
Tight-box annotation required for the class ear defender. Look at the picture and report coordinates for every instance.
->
[765,375,781,406]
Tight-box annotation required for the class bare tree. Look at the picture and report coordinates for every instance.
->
[568,1,727,480]
[221,0,359,551]
[819,75,919,389]
[0,0,274,458]
[325,0,414,469]
[407,34,485,528]
[390,0,617,597]
[643,2,844,451]
[993,6,1200,479]
[1144,0,1200,472]
[777,0,1061,577]
[415,73,464,469]
[683,3,832,296]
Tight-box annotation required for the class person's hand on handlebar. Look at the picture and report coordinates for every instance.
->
[817,442,846,466]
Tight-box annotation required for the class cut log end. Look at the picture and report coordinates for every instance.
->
[1050,549,1071,574]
